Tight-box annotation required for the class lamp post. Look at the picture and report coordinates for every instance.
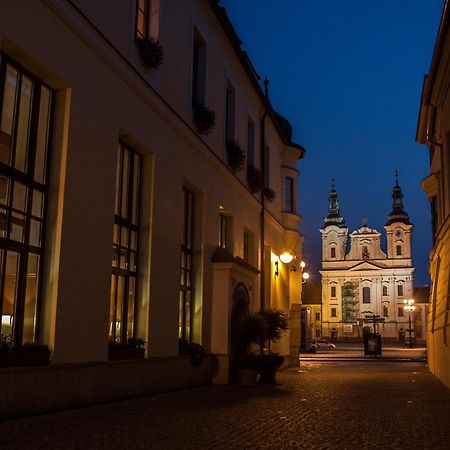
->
[403,299,416,348]
[300,260,309,284]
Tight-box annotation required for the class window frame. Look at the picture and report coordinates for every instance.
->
[110,142,141,343]
[362,286,371,303]
[0,54,54,345]
[284,176,294,213]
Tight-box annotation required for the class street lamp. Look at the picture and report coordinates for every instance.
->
[403,299,416,348]
[301,261,309,284]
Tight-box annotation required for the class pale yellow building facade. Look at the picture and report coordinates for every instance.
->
[417,0,450,389]
[0,0,306,417]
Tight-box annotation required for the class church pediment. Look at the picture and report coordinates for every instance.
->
[347,261,386,271]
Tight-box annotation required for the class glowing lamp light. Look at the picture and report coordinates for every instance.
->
[300,260,306,269]
[279,252,294,264]
[302,272,310,281]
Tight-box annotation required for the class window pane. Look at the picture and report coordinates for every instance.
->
[115,276,124,341]
[114,146,122,215]
[0,65,19,166]
[121,148,129,219]
[14,76,33,172]
[0,208,7,238]
[109,275,117,339]
[127,277,135,338]
[10,212,25,242]
[32,190,44,218]
[29,219,41,247]
[34,86,51,183]
[0,175,9,206]
[132,153,140,225]
[23,253,39,343]
[2,251,20,338]
[12,182,27,211]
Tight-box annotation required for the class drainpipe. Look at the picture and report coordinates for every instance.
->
[260,79,269,312]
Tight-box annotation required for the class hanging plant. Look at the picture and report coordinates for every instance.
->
[247,164,264,193]
[226,140,245,173]
[137,37,164,69]
[192,100,216,134]
[263,187,276,202]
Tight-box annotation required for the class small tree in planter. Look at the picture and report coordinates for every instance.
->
[247,165,264,193]
[136,37,164,69]
[226,140,245,173]
[257,309,288,384]
[192,101,216,135]
[178,339,206,366]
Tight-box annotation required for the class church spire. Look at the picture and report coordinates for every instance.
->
[386,170,410,226]
[323,176,346,228]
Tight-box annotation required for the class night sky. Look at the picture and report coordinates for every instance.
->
[221,0,444,286]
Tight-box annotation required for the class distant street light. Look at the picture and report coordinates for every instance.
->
[403,299,416,348]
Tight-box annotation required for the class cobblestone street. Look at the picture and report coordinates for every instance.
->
[1,361,449,450]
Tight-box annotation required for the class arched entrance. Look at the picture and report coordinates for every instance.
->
[229,283,250,381]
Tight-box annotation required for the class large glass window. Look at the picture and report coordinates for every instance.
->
[179,188,194,341]
[0,55,52,345]
[110,143,141,343]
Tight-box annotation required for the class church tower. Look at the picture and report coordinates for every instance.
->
[320,178,348,261]
[384,171,413,261]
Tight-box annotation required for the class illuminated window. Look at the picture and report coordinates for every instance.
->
[110,143,141,343]
[284,177,294,212]
[179,188,194,341]
[0,54,53,345]
[363,287,371,303]
[136,0,148,40]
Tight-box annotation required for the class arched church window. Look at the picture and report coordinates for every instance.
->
[362,246,369,259]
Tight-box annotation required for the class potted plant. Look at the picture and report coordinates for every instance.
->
[247,164,264,193]
[226,140,245,173]
[108,337,145,360]
[12,342,51,367]
[0,334,12,368]
[234,313,267,386]
[136,37,163,69]
[263,187,276,202]
[192,100,216,134]
[178,339,206,366]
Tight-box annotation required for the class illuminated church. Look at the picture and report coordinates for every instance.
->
[319,177,422,341]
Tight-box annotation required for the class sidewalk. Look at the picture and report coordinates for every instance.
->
[300,343,427,362]
[0,360,448,449]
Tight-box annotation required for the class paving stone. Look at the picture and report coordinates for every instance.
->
[0,361,449,449]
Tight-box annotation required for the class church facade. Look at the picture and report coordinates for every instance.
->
[320,178,416,342]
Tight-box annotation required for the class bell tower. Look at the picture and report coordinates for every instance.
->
[384,171,413,261]
[320,177,348,262]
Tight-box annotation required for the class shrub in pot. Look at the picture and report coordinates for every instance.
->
[192,101,215,135]
[12,342,51,367]
[247,164,264,193]
[226,140,245,173]
[179,339,206,366]
[136,37,163,69]
[109,337,145,360]
[0,334,12,367]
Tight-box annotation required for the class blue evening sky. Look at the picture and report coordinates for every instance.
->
[221,0,443,286]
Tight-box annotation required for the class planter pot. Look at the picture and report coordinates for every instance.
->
[237,368,258,386]
[259,367,277,384]
[12,350,50,367]
[0,352,12,368]
[108,347,145,360]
